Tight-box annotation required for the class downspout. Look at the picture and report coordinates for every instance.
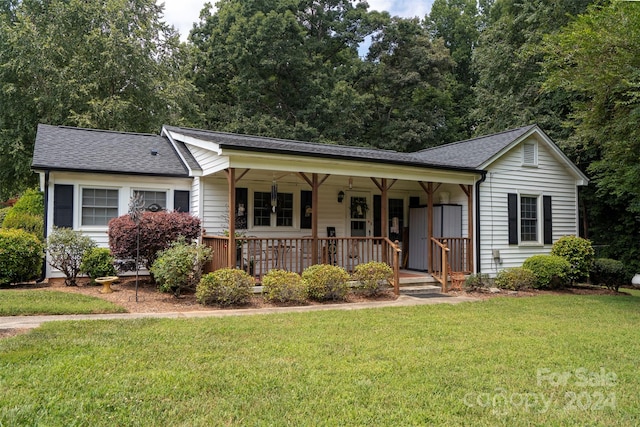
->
[38,170,50,282]
[475,171,487,273]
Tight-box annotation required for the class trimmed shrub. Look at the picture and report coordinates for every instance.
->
[302,264,350,301]
[551,235,595,283]
[463,273,491,292]
[0,229,44,285]
[352,261,393,296]
[7,189,43,216]
[523,254,571,289]
[80,247,117,283]
[1,188,45,240]
[151,239,212,297]
[494,267,536,291]
[590,258,627,292]
[2,211,44,240]
[196,268,254,306]
[108,211,201,272]
[47,227,96,286]
[0,207,11,225]
[262,269,307,303]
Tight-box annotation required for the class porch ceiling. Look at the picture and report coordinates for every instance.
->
[220,150,481,185]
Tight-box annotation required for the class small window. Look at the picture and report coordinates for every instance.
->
[254,192,271,226]
[253,191,294,227]
[520,196,538,242]
[276,193,293,226]
[523,141,537,166]
[82,188,118,226]
[134,190,166,211]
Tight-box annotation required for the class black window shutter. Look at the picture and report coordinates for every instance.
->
[300,190,312,229]
[53,184,74,228]
[174,190,190,213]
[508,193,518,245]
[543,195,552,244]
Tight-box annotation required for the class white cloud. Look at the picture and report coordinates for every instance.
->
[158,0,434,41]
[158,0,211,40]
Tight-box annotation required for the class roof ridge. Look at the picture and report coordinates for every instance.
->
[55,124,159,138]
[164,125,401,154]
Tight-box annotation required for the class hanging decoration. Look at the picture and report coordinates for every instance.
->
[350,197,369,218]
[271,180,278,212]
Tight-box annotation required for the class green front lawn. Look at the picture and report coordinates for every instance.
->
[1,294,638,425]
[0,290,126,315]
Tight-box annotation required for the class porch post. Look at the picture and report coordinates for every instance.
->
[311,173,319,264]
[381,178,388,263]
[460,184,474,272]
[227,168,236,268]
[427,183,433,274]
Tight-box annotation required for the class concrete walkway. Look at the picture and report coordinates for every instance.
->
[0,293,479,331]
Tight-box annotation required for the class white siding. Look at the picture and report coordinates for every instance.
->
[44,171,193,278]
[187,144,228,175]
[478,136,580,275]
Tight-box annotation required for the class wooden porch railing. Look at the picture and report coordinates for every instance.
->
[430,237,472,292]
[202,235,402,294]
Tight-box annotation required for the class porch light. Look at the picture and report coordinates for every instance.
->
[337,191,345,203]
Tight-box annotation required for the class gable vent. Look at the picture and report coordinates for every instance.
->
[523,142,537,165]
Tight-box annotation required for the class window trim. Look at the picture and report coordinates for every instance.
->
[132,189,168,212]
[251,189,296,229]
[519,195,540,243]
[508,192,550,246]
[80,186,120,228]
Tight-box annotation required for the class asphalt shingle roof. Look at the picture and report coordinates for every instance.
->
[32,124,193,177]
[163,125,423,166]
[164,125,538,171]
[32,123,541,176]
[413,125,537,168]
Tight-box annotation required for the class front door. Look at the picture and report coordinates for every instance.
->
[348,192,370,237]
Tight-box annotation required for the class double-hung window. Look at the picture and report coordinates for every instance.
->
[82,188,119,226]
[520,196,538,242]
[134,190,167,211]
[508,193,552,245]
[253,191,294,227]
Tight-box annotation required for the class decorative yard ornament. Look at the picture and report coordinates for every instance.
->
[128,193,145,302]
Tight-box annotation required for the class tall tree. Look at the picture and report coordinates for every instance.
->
[425,0,481,139]
[543,1,640,273]
[471,0,596,140]
[189,0,373,143]
[0,0,200,200]
[362,16,457,151]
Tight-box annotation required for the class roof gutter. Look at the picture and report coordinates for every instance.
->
[475,171,487,274]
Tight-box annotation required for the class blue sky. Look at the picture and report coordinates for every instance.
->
[159,0,435,41]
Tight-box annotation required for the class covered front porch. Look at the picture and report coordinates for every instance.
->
[200,169,475,294]
[162,126,479,294]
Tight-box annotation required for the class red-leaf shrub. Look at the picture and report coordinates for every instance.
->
[108,211,201,271]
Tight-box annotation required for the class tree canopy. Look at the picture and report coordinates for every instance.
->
[0,0,199,200]
[1,0,639,273]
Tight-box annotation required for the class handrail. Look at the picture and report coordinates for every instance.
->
[383,237,402,295]
[430,237,450,292]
